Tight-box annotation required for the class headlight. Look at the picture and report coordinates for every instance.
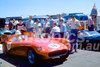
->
[37,47,42,51]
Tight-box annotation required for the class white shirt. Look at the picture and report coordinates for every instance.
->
[37,23,42,31]
[50,26,60,34]
[12,21,19,26]
[43,22,50,28]
[10,36,22,42]
[55,18,65,25]
[67,19,81,29]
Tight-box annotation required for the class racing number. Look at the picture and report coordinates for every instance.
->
[48,44,60,48]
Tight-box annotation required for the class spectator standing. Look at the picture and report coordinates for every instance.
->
[59,19,67,38]
[36,19,42,38]
[26,16,34,32]
[16,19,26,34]
[55,14,65,26]
[40,19,45,28]
[12,19,18,29]
[8,19,13,30]
[88,15,94,31]
[50,23,60,38]
[67,15,81,53]
[43,18,50,34]
[48,16,55,28]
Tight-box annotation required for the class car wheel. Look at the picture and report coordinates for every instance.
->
[60,50,70,59]
[27,49,38,65]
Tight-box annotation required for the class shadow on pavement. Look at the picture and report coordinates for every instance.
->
[0,54,67,67]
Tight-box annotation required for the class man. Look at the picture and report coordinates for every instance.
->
[35,19,42,38]
[59,19,67,38]
[55,14,65,26]
[16,19,26,34]
[26,16,34,32]
[8,19,13,30]
[12,19,18,29]
[43,18,50,34]
[50,23,60,38]
[10,30,22,42]
[88,15,94,31]
[67,15,81,53]
[48,16,55,28]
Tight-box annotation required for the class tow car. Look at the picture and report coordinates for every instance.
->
[1,32,70,64]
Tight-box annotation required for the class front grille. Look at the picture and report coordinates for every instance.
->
[48,49,67,57]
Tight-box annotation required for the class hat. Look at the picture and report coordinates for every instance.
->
[15,30,21,35]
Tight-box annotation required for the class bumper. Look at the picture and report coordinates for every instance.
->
[38,49,69,59]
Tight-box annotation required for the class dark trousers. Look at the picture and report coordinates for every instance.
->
[60,32,64,38]
[54,32,60,38]
[88,25,94,31]
[45,27,50,34]
[70,29,78,52]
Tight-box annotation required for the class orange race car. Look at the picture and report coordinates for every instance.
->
[1,32,70,64]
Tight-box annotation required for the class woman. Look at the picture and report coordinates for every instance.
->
[88,15,94,31]
[36,19,42,38]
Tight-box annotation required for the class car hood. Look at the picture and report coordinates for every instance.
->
[78,30,100,40]
[27,38,67,52]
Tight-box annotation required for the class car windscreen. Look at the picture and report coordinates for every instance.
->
[84,31,100,36]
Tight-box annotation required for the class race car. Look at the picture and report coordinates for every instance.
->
[78,30,100,50]
[0,18,16,43]
[0,28,16,43]
[1,32,70,64]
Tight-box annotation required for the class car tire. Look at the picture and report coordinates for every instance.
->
[60,50,70,59]
[27,48,38,65]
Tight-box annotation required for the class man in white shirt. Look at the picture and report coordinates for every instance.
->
[50,23,60,38]
[43,18,50,34]
[12,19,18,29]
[67,15,81,53]
[10,30,22,42]
[55,14,65,26]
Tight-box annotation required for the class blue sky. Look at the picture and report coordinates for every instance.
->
[0,0,100,18]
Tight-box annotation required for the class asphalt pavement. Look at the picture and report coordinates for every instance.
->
[0,44,100,67]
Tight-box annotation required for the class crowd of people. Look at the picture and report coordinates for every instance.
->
[7,14,97,53]
[8,14,69,38]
